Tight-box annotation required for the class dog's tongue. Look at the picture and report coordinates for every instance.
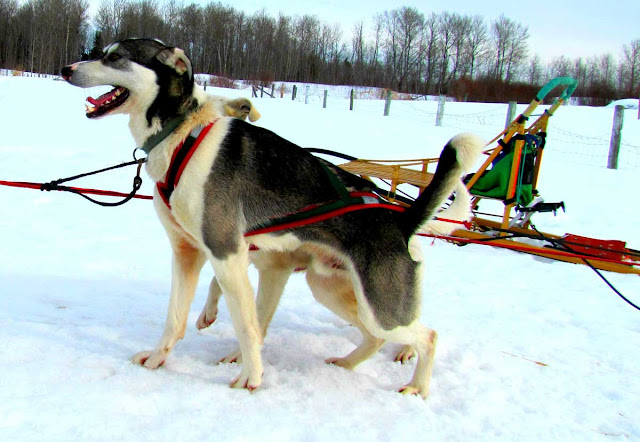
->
[87,87,119,106]
[87,96,101,106]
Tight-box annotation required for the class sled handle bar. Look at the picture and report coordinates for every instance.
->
[521,77,578,119]
[536,77,578,103]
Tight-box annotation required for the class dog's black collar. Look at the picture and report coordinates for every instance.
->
[140,116,186,154]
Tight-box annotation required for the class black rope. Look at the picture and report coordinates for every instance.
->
[482,224,640,261]
[40,157,147,207]
[528,223,640,312]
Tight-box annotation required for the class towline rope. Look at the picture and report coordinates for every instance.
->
[0,158,152,206]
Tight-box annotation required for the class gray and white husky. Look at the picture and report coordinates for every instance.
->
[61,38,483,398]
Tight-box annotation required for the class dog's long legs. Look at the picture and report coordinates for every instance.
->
[133,238,206,368]
[210,253,264,390]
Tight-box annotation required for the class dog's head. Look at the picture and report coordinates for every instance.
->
[61,38,195,126]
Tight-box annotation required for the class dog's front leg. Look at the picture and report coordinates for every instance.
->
[211,253,264,391]
[133,239,206,369]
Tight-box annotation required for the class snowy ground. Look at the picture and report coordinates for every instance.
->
[1,76,639,441]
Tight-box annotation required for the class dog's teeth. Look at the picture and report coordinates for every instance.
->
[115,89,121,96]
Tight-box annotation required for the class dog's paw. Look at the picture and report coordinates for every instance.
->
[230,367,262,391]
[219,349,242,364]
[394,345,415,364]
[325,356,356,371]
[195,310,217,330]
[398,384,428,399]
[132,351,165,369]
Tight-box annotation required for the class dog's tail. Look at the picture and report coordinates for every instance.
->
[399,133,484,241]
[418,181,472,236]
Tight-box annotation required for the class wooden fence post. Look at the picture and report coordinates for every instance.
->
[383,90,392,116]
[608,105,624,170]
[505,101,517,129]
[292,85,297,100]
[323,90,328,109]
[435,95,446,126]
[350,89,355,110]
[305,85,309,104]
[271,84,275,98]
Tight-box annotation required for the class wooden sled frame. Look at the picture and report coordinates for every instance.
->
[331,77,639,275]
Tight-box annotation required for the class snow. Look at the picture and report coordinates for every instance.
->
[1,76,639,441]
[607,99,639,110]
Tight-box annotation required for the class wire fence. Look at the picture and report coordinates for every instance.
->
[288,85,640,170]
[392,98,640,170]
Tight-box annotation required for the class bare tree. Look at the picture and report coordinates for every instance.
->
[620,39,640,96]
[465,15,488,80]
[527,53,544,85]
[490,15,529,83]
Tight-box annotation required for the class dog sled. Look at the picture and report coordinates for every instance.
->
[316,77,640,276]
[1,77,638,276]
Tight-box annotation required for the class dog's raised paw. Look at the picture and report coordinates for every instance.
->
[394,345,415,364]
[132,351,165,369]
[195,311,216,330]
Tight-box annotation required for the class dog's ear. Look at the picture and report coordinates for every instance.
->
[224,98,261,122]
[156,47,193,80]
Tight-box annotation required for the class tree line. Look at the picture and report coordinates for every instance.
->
[1,0,639,104]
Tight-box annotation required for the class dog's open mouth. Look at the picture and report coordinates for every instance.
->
[85,86,129,118]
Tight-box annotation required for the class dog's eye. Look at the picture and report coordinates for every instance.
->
[107,53,121,62]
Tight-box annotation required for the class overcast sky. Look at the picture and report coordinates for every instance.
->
[195,0,639,62]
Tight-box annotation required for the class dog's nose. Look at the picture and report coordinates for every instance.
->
[60,65,74,81]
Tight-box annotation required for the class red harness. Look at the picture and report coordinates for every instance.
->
[157,120,217,209]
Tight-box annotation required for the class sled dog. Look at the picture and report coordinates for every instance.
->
[61,38,483,398]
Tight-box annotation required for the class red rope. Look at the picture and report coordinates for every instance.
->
[0,180,153,200]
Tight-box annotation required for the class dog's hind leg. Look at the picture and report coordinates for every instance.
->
[306,267,383,370]
[196,276,222,330]
[397,325,438,398]
[133,236,206,369]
